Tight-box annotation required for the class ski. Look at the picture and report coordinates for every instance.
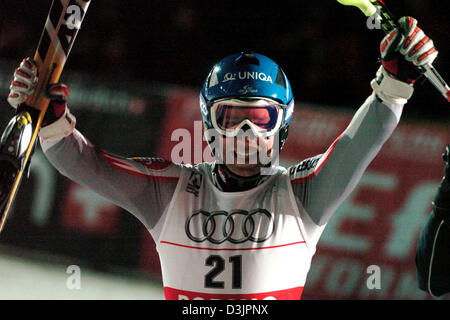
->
[0,0,92,233]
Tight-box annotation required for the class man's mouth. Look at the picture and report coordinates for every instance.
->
[232,146,273,164]
[234,143,259,158]
[234,150,258,159]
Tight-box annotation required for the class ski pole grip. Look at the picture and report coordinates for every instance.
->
[336,0,377,16]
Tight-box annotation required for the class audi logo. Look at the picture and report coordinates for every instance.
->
[185,209,275,244]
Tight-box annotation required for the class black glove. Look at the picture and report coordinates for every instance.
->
[434,145,450,212]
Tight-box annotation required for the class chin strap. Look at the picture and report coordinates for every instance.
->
[212,163,269,192]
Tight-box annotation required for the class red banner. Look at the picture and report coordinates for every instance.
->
[60,181,121,235]
[164,286,303,300]
[139,89,450,300]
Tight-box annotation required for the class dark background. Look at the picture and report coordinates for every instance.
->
[0,0,449,120]
[0,0,448,300]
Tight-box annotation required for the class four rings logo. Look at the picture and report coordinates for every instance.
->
[185,209,275,244]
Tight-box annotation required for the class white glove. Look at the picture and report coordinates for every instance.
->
[7,57,76,142]
[7,58,38,109]
[372,16,438,104]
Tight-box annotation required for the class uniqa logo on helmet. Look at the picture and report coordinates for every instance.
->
[200,52,295,152]
[222,72,274,83]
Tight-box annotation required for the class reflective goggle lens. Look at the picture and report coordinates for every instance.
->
[213,103,281,132]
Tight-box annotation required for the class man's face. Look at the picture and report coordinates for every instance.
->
[207,97,283,176]
[218,129,277,176]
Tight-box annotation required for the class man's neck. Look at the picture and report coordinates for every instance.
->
[212,163,267,192]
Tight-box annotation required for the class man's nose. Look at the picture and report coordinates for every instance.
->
[238,123,257,139]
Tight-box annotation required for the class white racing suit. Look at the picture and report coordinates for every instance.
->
[41,93,403,299]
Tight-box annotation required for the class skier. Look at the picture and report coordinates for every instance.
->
[416,145,450,298]
[7,17,438,299]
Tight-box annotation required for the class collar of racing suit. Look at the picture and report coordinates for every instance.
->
[212,163,269,192]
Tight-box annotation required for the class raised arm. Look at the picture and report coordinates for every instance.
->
[7,59,181,231]
[290,93,402,226]
[42,128,181,230]
[290,17,439,227]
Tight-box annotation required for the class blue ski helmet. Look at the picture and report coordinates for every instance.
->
[200,52,294,150]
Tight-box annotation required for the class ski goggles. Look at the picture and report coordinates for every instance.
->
[210,98,285,138]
